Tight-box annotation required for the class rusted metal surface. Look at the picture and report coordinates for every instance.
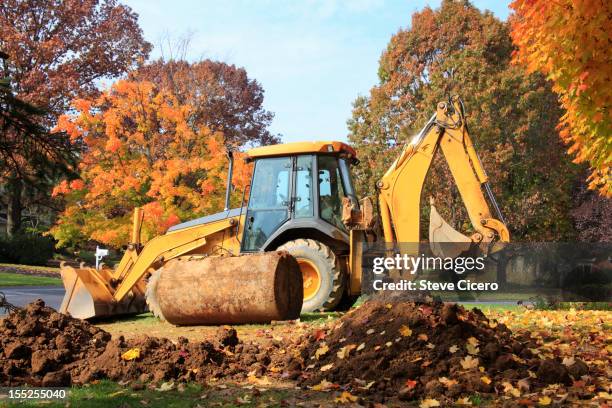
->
[151,251,303,325]
[59,263,146,320]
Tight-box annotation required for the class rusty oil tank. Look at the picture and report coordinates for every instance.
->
[146,251,303,325]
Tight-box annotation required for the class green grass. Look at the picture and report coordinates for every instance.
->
[0,272,62,287]
[5,380,294,408]
[458,302,522,312]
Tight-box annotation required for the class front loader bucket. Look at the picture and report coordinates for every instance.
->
[59,262,147,320]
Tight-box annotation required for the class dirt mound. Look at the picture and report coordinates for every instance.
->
[0,299,111,386]
[280,300,583,404]
[2,299,594,405]
[0,300,276,388]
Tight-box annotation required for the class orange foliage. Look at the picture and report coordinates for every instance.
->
[510,0,611,196]
[50,80,251,248]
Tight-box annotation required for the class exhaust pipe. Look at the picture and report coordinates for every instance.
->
[224,150,234,211]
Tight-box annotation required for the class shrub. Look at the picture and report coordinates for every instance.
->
[0,233,55,266]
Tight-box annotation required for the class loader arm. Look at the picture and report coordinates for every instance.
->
[377,95,509,247]
[112,216,241,301]
[60,213,243,319]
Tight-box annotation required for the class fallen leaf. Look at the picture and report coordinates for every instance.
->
[467,337,479,346]
[356,343,365,351]
[335,391,358,403]
[456,397,472,405]
[399,325,412,337]
[314,329,326,341]
[315,344,329,359]
[418,333,428,341]
[449,345,459,353]
[157,382,175,392]
[366,329,375,335]
[121,348,140,361]
[310,379,337,391]
[361,381,375,390]
[538,396,552,406]
[336,344,356,359]
[419,398,440,408]
[562,356,575,367]
[438,377,458,388]
[247,375,271,386]
[405,379,417,389]
[460,356,479,370]
[502,381,521,397]
[320,363,334,372]
[236,394,252,404]
[466,343,480,355]
[597,392,612,400]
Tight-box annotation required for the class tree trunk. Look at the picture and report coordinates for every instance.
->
[6,177,23,238]
[496,254,508,289]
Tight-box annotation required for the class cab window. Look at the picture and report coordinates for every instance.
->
[318,156,346,230]
[242,157,291,251]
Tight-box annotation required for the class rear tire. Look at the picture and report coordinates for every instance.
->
[277,239,344,313]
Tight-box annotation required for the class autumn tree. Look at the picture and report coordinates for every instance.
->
[0,0,150,235]
[348,0,580,241]
[131,59,278,146]
[510,0,611,196]
[50,80,251,249]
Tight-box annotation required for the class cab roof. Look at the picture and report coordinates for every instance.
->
[246,141,357,161]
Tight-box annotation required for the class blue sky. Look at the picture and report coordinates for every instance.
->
[124,0,511,143]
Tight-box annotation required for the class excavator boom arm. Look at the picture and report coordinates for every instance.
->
[377,96,509,246]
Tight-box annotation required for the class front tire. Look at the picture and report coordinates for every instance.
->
[277,239,344,313]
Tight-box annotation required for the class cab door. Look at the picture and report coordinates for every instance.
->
[241,156,293,251]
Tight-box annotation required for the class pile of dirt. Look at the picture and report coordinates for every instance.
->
[277,300,589,404]
[0,300,276,388]
[2,298,596,405]
[0,299,111,386]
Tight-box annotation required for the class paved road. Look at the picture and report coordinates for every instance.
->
[0,285,64,313]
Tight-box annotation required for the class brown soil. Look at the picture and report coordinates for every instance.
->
[273,300,590,404]
[0,299,601,405]
[0,300,274,388]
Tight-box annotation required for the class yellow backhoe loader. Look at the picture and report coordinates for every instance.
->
[59,96,510,325]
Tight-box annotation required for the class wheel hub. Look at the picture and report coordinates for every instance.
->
[297,259,321,301]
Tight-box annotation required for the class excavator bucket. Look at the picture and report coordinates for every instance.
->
[428,201,472,259]
[59,262,147,320]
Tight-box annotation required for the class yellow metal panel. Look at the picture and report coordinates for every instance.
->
[112,214,245,301]
[348,230,364,295]
[247,141,357,159]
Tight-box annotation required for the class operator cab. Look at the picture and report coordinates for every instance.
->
[242,141,358,252]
